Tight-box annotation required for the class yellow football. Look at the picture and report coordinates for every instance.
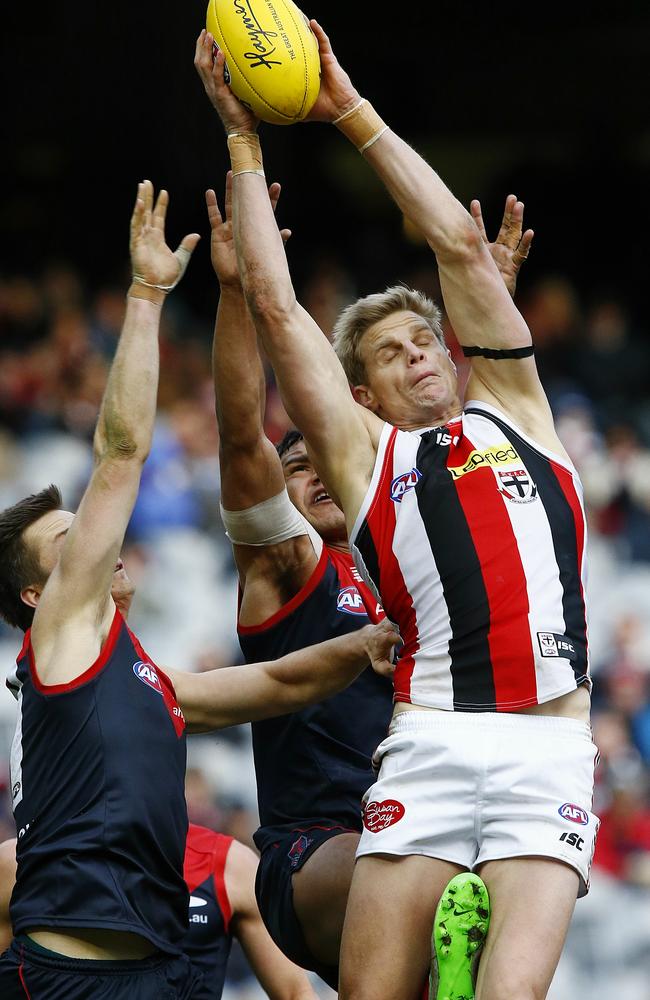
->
[206,0,321,125]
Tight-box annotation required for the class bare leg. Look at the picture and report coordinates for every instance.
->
[339,854,466,1000]
[292,832,359,968]
[475,858,579,1000]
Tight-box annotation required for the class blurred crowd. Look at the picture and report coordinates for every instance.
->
[1,259,650,997]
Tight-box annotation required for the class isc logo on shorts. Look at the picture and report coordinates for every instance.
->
[132,661,163,695]
[337,586,367,616]
[390,468,422,503]
[558,802,589,825]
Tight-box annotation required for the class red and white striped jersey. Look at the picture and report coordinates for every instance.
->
[350,400,590,712]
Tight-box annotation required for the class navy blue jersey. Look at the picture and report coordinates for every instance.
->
[238,546,394,854]
[182,824,234,1000]
[7,609,188,954]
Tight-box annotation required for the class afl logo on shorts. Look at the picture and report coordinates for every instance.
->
[132,661,163,695]
[337,586,367,616]
[558,802,589,825]
[363,798,405,833]
[390,468,422,503]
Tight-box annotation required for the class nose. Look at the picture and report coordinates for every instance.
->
[406,341,426,363]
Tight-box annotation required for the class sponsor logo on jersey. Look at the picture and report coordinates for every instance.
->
[189,895,208,908]
[497,468,538,503]
[390,468,422,502]
[132,661,163,695]
[537,632,577,660]
[558,802,589,825]
[288,834,314,869]
[433,429,460,447]
[559,831,584,851]
[337,586,367,616]
[448,443,518,480]
[363,798,406,833]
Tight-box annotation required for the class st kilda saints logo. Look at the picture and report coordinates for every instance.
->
[497,468,538,504]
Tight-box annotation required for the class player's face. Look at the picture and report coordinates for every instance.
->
[23,510,132,601]
[281,442,347,543]
[355,310,460,428]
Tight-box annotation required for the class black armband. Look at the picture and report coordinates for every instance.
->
[462,344,535,360]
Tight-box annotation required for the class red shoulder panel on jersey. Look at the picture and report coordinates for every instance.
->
[237,545,328,635]
[27,607,122,695]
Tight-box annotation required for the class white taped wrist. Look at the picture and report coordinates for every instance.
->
[220,489,323,555]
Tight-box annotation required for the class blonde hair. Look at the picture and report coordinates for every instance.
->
[332,285,444,386]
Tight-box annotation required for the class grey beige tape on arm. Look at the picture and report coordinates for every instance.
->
[220,489,323,556]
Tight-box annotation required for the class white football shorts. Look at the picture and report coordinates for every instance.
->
[357,710,600,897]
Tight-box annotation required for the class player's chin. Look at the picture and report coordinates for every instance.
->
[309,501,345,532]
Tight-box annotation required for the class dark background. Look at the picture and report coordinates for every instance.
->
[3,2,649,319]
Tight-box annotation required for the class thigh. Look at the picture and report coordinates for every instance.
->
[255,835,339,989]
[292,832,359,969]
[475,857,579,1000]
[477,717,599,896]
[339,853,466,1000]
[0,946,24,1000]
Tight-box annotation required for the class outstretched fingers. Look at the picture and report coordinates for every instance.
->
[131,182,145,234]
[513,228,535,269]
[498,194,524,249]
[141,178,154,229]
[268,181,281,215]
[470,199,488,243]
[177,233,201,255]
[152,188,169,231]
[205,188,224,230]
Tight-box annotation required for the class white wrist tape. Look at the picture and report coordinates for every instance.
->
[220,489,323,556]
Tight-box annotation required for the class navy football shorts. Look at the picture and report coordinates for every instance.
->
[0,936,203,999]
[255,825,354,991]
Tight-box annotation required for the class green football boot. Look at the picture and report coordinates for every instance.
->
[429,872,490,1000]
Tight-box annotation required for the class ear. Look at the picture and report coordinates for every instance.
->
[352,383,379,412]
[446,348,457,375]
[20,585,41,612]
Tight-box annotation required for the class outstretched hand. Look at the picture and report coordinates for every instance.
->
[130,180,200,291]
[365,619,401,680]
[470,194,534,299]
[206,173,292,287]
[194,29,259,135]
[303,20,362,122]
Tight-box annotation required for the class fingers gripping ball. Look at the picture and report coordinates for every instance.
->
[206,0,321,124]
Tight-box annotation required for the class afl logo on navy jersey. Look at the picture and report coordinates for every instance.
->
[390,468,422,503]
[132,661,163,695]
[337,586,367,616]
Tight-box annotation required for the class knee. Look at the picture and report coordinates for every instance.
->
[339,977,406,1000]
[478,972,544,1000]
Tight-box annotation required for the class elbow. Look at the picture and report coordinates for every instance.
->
[93,424,149,466]
[243,282,297,335]
[433,212,484,265]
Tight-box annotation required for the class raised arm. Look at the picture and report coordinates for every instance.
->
[225,841,318,1000]
[308,22,559,447]
[207,173,286,514]
[168,618,398,732]
[195,30,379,515]
[31,182,198,681]
[205,175,323,619]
